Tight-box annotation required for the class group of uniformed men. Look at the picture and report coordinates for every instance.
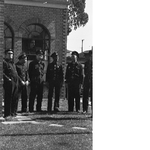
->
[3,48,92,119]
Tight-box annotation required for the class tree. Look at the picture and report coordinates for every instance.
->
[67,0,89,35]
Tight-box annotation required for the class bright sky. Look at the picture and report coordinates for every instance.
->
[67,0,93,53]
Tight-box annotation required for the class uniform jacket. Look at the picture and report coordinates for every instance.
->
[84,59,92,83]
[29,60,45,84]
[65,62,83,84]
[46,62,63,84]
[3,58,19,84]
[16,61,29,82]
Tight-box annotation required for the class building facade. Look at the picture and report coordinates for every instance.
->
[0,0,4,117]
[0,0,68,116]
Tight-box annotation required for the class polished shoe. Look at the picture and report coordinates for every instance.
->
[47,111,52,115]
[76,110,81,113]
[68,110,73,112]
[54,107,60,112]
[36,110,44,113]
[83,111,87,114]
[29,108,34,112]
[11,113,17,117]
[11,116,19,121]
[28,111,34,115]
[21,110,27,113]
[47,109,52,113]
[4,116,12,121]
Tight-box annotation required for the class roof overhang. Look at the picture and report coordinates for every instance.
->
[4,0,69,9]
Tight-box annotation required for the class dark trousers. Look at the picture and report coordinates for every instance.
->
[83,80,92,112]
[47,81,61,112]
[3,82,12,117]
[68,83,80,112]
[90,83,93,112]
[18,84,28,112]
[11,84,19,116]
[21,85,28,112]
[29,82,43,112]
[83,81,91,111]
[4,81,18,117]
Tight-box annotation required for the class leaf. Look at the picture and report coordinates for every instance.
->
[67,0,89,35]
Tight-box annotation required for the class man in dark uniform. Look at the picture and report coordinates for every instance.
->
[3,49,19,118]
[28,49,45,112]
[65,51,83,112]
[46,52,63,112]
[82,50,93,114]
[16,53,29,113]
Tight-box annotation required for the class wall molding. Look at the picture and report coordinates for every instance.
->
[5,0,68,9]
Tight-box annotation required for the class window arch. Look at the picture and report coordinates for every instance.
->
[22,24,50,60]
[4,23,14,50]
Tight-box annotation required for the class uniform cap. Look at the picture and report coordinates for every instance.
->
[71,51,79,58]
[5,49,13,54]
[51,52,58,58]
[36,49,44,55]
[18,52,27,60]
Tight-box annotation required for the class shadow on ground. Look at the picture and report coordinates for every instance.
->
[29,111,92,121]
[33,116,92,121]
[0,131,92,137]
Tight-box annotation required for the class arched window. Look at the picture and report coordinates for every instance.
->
[22,24,50,60]
[4,23,14,50]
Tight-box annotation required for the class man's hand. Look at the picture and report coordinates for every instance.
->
[21,81,25,85]
[79,84,83,95]
[25,81,29,86]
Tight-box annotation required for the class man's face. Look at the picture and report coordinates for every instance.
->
[53,55,59,62]
[6,52,13,59]
[21,57,27,64]
[36,54,43,61]
[71,54,77,62]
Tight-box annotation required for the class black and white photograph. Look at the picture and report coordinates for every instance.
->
[0,0,93,149]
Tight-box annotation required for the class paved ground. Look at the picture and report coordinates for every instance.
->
[0,99,92,150]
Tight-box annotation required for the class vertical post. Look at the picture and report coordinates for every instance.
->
[81,39,84,53]
[61,8,68,100]
[0,0,4,117]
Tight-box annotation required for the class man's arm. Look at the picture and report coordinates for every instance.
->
[65,64,70,83]
[60,65,64,83]
[28,61,33,81]
[79,64,84,84]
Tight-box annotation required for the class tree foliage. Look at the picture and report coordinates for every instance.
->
[67,0,89,35]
